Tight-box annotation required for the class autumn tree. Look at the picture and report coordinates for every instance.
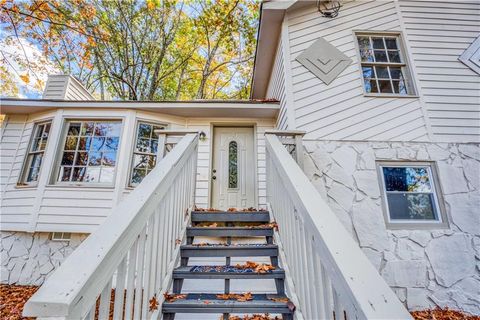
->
[0,0,259,100]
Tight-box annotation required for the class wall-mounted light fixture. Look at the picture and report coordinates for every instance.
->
[316,0,342,18]
[199,131,207,142]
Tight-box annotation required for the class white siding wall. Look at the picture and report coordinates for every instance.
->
[0,115,35,231]
[287,0,431,141]
[0,110,274,233]
[398,0,480,142]
[266,38,289,130]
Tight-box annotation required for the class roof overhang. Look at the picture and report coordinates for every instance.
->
[0,99,280,119]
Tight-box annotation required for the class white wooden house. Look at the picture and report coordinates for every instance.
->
[1,1,479,319]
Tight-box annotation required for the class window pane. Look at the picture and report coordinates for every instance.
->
[392,80,408,94]
[228,141,238,189]
[378,80,393,93]
[131,168,146,185]
[138,123,152,139]
[84,167,100,182]
[105,137,119,151]
[64,137,78,150]
[78,137,92,151]
[358,37,374,62]
[67,123,81,136]
[31,138,41,152]
[385,38,398,50]
[152,125,165,139]
[27,166,40,182]
[151,139,158,154]
[92,137,106,151]
[72,167,86,182]
[372,37,385,49]
[374,50,388,62]
[88,152,102,166]
[133,154,149,169]
[364,79,379,93]
[136,138,150,153]
[102,152,117,166]
[100,167,114,183]
[375,66,389,79]
[389,67,402,79]
[35,125,44,138]
[383,167,432,192]
[387,193,436,220]
[60,167,72,181]
[75,152,89,166]
[61,152,75,166]
[388,50,401,63]
[81,122,95,136]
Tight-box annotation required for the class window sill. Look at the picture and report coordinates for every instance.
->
[15,184,38,189]
[364,93,419,98]
[386,221,449,230]
[46,183,115,189]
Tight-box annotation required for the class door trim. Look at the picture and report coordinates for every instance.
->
[209,124,258,209]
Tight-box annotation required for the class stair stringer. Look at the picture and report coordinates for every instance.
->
[267,203,305,320]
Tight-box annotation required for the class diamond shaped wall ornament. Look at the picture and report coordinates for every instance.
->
[296,37,352,85]
[458,35,480,75]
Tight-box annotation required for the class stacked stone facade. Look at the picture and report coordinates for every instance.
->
[302,140,479,314]
[0,232,87,285]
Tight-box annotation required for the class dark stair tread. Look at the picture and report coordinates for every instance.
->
[173,265,285,279]
[162,293,294,313]
[181,244,278,258]
[191,211,270,222]
[187,226,274,237]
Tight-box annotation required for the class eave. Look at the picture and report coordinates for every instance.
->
[0,99,280,119]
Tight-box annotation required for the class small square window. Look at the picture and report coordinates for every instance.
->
[377,162,448,229]
[51,232,71,241]
[355,32,415,96]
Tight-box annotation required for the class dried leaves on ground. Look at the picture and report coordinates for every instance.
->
[0,285,38,320]
[235,261,276,273]
[227,315,281,320]
[163,293,187,303]
[411,308,480,320]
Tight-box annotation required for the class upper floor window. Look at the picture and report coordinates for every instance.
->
[129,121,166,186]
[356,33,415,96]
[57,120,121,184]
[19,121,52,185]
[377,162,448,229]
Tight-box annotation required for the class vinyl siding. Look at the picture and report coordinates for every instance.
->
[0,115,35,231]
[266,38,289,130]
[286,0,431,141]
[398,0,480,142]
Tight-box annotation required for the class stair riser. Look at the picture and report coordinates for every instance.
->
[180,248,278,258]
[162,307,292,313]
[191,213,270,222]
[187,228,273,237]
[173,273,285,280]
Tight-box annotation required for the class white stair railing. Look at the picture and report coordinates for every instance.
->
[265,133,412,320]
[23,133,198,320]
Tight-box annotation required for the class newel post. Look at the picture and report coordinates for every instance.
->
[264,130,306,169]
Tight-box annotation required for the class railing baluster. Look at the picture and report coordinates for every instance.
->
[113,256,127,320]
[141,215,156,319]
[98,279,112,320]
[125,237,139,320]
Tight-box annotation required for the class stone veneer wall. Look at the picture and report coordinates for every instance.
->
[302,140,479,315]
[1,231,87,285]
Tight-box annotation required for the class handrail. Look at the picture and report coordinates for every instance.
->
[265,133,412,320]
[23,133,199,319]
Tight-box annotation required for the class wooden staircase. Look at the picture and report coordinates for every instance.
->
[162,209,295,320]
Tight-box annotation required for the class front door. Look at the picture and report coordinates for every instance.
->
[211,127,255,209]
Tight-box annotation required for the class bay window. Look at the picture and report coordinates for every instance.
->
[57,120,121,184]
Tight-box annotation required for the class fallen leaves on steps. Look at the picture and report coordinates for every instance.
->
[226,314,282,320]
[163,293,187,302]
[216,292,253,302]
[235,261,276,273]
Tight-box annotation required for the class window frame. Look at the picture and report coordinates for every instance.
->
[353,31,417,97]
[18,120,53,187]
[127,119,168,187]
[51,118,123,187]
[376,161,449,230]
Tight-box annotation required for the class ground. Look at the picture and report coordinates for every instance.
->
[1,285,479,320]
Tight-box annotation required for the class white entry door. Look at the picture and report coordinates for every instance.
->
[211,127,255,209]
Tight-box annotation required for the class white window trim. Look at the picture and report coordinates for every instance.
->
[127,119,168,187]
[50,118,124,187]
[353,30,418,97]
[18,119,53,187]
[51,232,71,242]
[376,161,449,230]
